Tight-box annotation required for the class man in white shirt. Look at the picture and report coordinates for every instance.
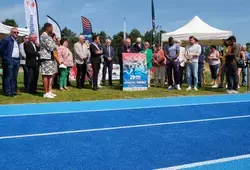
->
[74,35,90,89]
[19,35,29,90]
[177,40,186,86]
[0,28,20,96]
[185,36,201,91]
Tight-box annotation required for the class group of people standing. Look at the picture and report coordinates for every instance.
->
[0,23,117,98]
[0,23,248,98]
[119,35,248,94]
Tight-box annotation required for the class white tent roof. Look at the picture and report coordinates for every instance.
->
[0,23,29,36]
[162,16,232,43]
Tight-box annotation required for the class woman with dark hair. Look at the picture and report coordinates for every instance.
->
[208,45,220,88]
[58,38,74,91]
[39,23,58,98]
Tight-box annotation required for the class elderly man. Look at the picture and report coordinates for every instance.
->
[133,37,143,53]
[0,28,20,97]
[118,38,135,85]
[24,34,40,94]
[74,35,90,89]
[19,35,29,90]
[102,39,115,86]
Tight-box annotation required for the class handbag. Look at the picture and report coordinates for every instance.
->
[235,58,245,68]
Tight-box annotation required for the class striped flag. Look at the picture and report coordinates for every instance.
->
[81,16,93,42]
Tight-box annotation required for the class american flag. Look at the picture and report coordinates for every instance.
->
[81,16,92,33]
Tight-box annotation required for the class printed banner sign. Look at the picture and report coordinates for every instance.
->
[122,53,148,91]
[24,0,39,43]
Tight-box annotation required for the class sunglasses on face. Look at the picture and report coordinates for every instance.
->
[13,31,19,34]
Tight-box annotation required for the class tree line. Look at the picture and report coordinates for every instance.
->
[1,18,166,64]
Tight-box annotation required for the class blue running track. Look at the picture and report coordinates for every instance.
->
[0,94,250,170]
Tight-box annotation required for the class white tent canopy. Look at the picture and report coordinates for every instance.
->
[162,16,232,45]
[0,23,29,36]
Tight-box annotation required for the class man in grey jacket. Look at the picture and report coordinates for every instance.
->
[74,35,90,89]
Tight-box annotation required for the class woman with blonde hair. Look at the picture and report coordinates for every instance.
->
[141,42,153,87]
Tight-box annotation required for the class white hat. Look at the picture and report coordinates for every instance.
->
[136,37,142,42]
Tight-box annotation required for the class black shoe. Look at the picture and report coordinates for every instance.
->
[92,87,97,91]
[109,84,113,86]
[5,94,14,97]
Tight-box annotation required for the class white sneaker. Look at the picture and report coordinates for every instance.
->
[168,86,173,90]
[43,93,54,99]
[194,87,198,91]
[226,90,233,94]
[232,90,239,94]
[49,92,57,97]
[212,84,219,88]
[186,86,192,91]
[176,84,181,90]
[98,85,102,88]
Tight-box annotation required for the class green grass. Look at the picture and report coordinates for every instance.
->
[0,72,247,105]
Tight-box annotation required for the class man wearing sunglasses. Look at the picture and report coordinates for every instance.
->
[0,28,20,97]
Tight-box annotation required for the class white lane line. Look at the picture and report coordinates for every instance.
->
[0,114,250,140]
[0,100,250,118]
[155,154,250,170]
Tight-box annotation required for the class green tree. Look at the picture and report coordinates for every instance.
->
[61,27,78,51]
[2,18,18,27]
[111,31,128,64]
[246,43,250,53]
[144,29,154,45]
[129,29,142,43]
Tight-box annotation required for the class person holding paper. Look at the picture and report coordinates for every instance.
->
[58,39,73,91]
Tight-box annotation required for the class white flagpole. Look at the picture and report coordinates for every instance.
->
[123,18,126,40]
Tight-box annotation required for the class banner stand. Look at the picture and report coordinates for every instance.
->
[122,53,148,91]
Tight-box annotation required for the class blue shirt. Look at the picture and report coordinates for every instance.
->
[165,44,180,62]
[245,51,250,61]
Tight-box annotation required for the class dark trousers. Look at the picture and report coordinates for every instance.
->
[76,63,87,88]
[226,63,238,90]
[22,65,29,89]
[119,59,123,85]
[2,58,20,96]
[209,64,219,80]
[27,66,39,94]
[198,63,204,87]
[167,61,180,86]
[91,62,100,89]
[180,66,185,86]
[102,61,113,85]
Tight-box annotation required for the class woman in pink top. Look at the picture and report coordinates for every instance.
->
[58,39,74,90]
[153,44,166,87]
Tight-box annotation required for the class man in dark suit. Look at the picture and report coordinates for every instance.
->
[0,28,20,97]
[90,35,103,91]
[102,39,115,86]
[118,38,134,85]
[24,34,40,94]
